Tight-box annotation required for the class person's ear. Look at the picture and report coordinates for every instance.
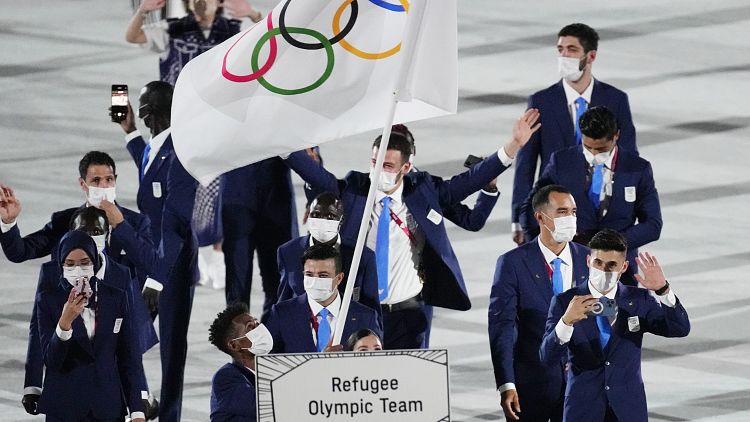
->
[534,211,544,226]
[612,130,620,145]
[620,260,629,274]
[79,177,88,193]
[586,255,592,268]
[587,49,597,65]
[227,337,241,353]
[402,161,412,175]
[333,272,344,288]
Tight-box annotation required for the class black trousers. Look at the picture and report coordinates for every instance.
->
[382,299,429,350]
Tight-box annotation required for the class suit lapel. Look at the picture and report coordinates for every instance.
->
[601,153,630,224]
[521,240,554,302]
[71,313,95,357]
[604,284,632,356]
[294,295,317,352]
[570,243,589,287]
[553,82,576,147]
[143,137,173,183]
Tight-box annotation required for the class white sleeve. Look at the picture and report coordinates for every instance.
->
[0,218,17,233]
[143,278,163,292]
[554,319,574,345]
[497,147,514,167]
[141,20,170,54]
[657,289,677,308]
[56,324,73,341]
[497,382,516,393]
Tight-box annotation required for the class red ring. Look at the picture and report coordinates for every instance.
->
[222,11,277,83]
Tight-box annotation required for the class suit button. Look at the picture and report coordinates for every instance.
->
[605,386,610,391]
[605,361,610,366]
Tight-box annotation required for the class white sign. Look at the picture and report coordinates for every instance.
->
[256,349,450,421]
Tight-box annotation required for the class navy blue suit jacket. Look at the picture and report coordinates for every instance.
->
[512,80,637,225]
[36,258,145,420]
[266,294,382,353]
[521,146,662,270]
[221,158,299,237]
[121,137,199,286]
[276,235,380,320]
[540,282,690,422]
[127,133,175,246]
[442,189,498,232]
[489,239,589,397]
[210,362,257,422]
[286,150,511,311]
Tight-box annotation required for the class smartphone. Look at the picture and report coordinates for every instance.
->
[71,277,84,296]
[463,154,484,169]
[111,84,128,123]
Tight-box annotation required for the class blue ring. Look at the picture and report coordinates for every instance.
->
[368,0,405,12]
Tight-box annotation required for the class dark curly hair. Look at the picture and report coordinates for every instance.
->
[208,302,248,355]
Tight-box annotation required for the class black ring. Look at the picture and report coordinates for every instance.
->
[278,0,358,50]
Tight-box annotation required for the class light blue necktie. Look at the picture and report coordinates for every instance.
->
[589,163,604,209]
[596,315,611,350]
[376,197,392,302]
[140,143,152,181]
[551,257,564,295]
[316,308,331,352]
[574,96,587,144]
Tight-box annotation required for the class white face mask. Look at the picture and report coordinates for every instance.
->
[308,218,340,243]
[87,186,117,207]
[304,276,336,302]
[542,213,577,243]
[234,323,274,356]
[588,267,620,294]
[558,56,585,82]
[583,148,611,166]
[62,265,95,286]
[370,167,400,192]
[91,234,107,252]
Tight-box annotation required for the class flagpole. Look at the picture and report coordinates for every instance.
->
[332,0,429,346]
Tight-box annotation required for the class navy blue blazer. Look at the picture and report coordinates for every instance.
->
[210,362,257,422]
[540,282,690,422]
[521,146,662,270]
[221,158,299,237]
[489,239,589,396]
[285,150,511,311]
[512,79,637,225]
[127,133,175,246]
[266,294,382,353]
[119,143,199,286]
[0,204,152,273]
[36,257,145,420]
[276,235,380,320]
[441,189,498,232]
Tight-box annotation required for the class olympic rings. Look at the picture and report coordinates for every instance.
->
[332,0,409,60]
[221,0,410,94]
[251,27,335,96]
[222,12,277,83]
[368,0,406,12]
[278,0,358,50]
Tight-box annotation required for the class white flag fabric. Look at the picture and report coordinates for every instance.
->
[171,0,457,185]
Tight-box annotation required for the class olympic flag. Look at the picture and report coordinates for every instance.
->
[171,0,457,185]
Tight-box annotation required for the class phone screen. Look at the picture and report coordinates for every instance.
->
[111,84,128,122]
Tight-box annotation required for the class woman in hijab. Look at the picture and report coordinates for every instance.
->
[35,230,145,421]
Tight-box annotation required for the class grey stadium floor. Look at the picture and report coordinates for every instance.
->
[1,0,749,420]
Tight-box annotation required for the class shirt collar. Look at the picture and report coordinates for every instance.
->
[375,178,405,206]
[96,252,107,279]
[537,237,573,267]
[148,127,171,153]
[307,290,342,319]
[588,280,618,299]
[308,234,341,248]
[563,77,594,106]
[584,145,617,168]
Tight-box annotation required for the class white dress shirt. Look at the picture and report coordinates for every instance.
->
[538,237,575,292]
[554,281,678,344]
[366,182,425,305]
[562,77,594,128]
[308,292,341,347]
[125,128,171,175]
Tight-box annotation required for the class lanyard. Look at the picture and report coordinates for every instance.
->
[388,207,418,246]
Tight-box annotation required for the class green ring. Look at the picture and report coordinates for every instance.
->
[251,27,335,95]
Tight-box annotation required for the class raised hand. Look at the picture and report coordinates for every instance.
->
[634,252,668,292]
[0,184,22,224]
[59,288,87,331]
[98,200,125,228]
[224,0,263,22]
[504,108,541,158]
[138,0,166,13]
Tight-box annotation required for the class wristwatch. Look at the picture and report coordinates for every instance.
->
[654,280,670,296]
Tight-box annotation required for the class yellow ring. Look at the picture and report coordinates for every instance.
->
[332,0,410,60]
